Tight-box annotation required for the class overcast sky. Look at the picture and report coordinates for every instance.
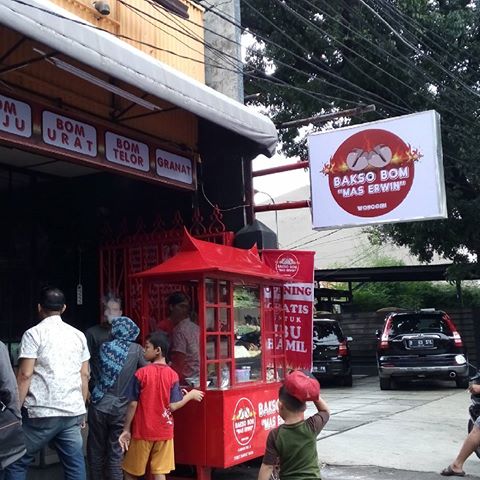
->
[252,154,310,200]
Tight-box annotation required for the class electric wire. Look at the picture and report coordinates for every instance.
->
[144,0,244,73]
[138,0,412,115]
[195,0,411,113]
[375,0,470,69]
[267,0,479,129]
[119,0,241,72]
[8,0,480,165]
[287,0,415,110]
[119,0,388,113]
[358,0,480,104]
[245,0,479,132]
[5,0,243,71]
[241,0,413,113]
[12,0,479,129]
[298,0,471,111]
[241,0,480,133]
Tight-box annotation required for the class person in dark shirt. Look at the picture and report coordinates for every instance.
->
[258,371,330,480]
[87,316,146,480]
[85,293,122,392]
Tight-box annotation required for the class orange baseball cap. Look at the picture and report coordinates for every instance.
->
[284,370,320,402]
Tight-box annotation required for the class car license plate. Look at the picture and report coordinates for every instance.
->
[408,338,434,348]
[312,366,326,373]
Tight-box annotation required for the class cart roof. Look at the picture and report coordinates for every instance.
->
[133,230,286,282]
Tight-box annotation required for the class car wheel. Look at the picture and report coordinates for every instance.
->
[456,376,469,389]
[379,377,391,390]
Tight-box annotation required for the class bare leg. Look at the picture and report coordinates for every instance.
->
[451,424,480,472]
[153,475,166,480]
[123,472,137,480]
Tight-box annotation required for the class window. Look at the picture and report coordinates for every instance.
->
[390,315,450,336]
[151,0,189,18]
[234,285,261,383]
[205,279,233,389]
[204,279,286,389]
[313,321,344,345]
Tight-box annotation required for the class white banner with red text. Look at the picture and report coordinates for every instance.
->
[262,250,315,370]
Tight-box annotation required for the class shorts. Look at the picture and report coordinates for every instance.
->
[122,438,175,476]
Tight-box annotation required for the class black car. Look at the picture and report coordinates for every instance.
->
[376,309,469,390]
[311,318,353,387]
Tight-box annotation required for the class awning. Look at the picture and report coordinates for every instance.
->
[0,0,278,156]
[134,229,286,282]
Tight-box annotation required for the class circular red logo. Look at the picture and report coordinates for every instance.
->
[275,253,300,278]
[324,129,420,217]
[232,397,256,446]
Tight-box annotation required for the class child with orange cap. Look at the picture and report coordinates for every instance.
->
[258,371,330,480]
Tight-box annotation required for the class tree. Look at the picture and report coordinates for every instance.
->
[241,0,480,277]
[330,255,480,311]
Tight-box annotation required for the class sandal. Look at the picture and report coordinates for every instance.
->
[441,465,466,477]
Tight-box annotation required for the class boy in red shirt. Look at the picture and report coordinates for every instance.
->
[119,331,204,480]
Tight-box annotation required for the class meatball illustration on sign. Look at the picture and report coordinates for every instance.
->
[232,397,256,446]
[274,252,300,278]
[322,129,422,217]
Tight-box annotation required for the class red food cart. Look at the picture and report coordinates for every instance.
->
[134,231,288,479]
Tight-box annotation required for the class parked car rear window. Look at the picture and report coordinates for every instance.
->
[389,315,452,336]
[313,321,344,344]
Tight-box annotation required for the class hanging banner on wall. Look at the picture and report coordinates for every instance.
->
[308,110,447,230]
[262,250,315,370]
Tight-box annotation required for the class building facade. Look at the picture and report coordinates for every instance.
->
[0,0,277,341]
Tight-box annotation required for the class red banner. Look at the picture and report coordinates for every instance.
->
[262,250,315,370]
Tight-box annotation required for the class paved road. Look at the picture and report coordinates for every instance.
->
[217,375,480,479]
[27,375,480,480]
[315,375,480,478]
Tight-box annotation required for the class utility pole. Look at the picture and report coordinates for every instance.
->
[204,0,244,102]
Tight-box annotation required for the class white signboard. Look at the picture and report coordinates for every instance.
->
[156,148,193,184]
[0,94,32,138]
[43,111,97,156]
[308,110,447,230]
[105,132,150,172]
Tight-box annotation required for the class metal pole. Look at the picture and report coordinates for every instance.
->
[276,104,376,129]
[254,200,311,212]
[252,160,310,177]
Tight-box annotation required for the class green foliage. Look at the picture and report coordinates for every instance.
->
[233,286,259,307]
[352,280,480,312]
[242,0,480,273]
[329,255,480,311]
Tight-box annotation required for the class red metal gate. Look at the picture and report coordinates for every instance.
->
[99,207,234,337]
